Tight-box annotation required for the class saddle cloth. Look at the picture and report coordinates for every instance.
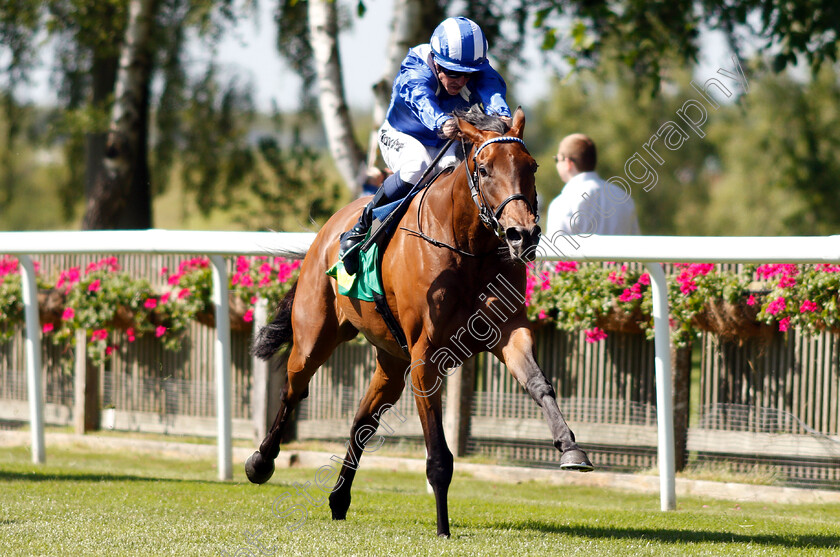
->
[325,195,413,302]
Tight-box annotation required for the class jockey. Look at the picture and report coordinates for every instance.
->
[339,16,512,274]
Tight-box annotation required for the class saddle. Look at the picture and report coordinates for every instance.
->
[326,167,454,354]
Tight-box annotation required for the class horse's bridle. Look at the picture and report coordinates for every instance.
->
[462,136,539,240]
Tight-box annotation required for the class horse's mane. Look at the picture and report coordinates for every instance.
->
[452,105,510,134]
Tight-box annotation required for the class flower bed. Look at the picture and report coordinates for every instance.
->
[1,255,299,364]
[3,255,840,364]
[524,261,840,347]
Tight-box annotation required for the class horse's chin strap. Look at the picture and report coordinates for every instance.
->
[462,136,539,240]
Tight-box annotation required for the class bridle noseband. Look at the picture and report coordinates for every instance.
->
[462,136,539,240]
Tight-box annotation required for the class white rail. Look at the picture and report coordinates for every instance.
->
[3,230,839,507]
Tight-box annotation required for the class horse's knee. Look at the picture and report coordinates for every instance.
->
[525,373,556,404]
[426,449,454,489]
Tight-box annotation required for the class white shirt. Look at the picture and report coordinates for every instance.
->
[544,171,641,238]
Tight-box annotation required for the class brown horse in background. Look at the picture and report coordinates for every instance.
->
[245,107,593,537]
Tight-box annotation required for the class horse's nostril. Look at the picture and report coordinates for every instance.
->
[506,227,523,245]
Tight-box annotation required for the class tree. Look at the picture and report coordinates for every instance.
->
[0,0,264,230]
[307,0,365,195]
[82,0,159,229]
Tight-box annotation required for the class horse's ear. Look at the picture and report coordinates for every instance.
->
[508,107,526,138]
[455,116,485,144]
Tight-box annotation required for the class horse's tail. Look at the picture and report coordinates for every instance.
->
[252,280,298,360]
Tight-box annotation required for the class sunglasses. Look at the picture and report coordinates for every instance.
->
[438,66,471,79]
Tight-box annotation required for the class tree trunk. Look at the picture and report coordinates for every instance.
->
[307,0,364,196]
[84,55,119,200]
[82,0,157,230]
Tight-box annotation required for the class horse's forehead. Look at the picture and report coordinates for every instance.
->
[478,141,533,167]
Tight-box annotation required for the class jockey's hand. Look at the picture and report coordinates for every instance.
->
[440,118,459,139]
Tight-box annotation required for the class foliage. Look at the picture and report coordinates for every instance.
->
[0,254,300,366]
[524,261,840,348]
[526,0,840,90]
[526,261,654,342]
[5,253,840,360]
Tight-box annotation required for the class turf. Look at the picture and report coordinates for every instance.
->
[1,445,838,556]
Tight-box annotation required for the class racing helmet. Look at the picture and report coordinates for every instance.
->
[430,16,488,73]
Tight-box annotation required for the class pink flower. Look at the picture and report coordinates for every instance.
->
[746,295,756,306]
[816,264,840,273]
[585,327,608,343]
[144,298,158,309]
[638,273,650,285]
[554,261,578,273]
[105,346,115,356]
[608,271,625,285]
[127,327,136,343]
[87,279,101,292]
[155,326,167,338]
[159,266,169,277]
[250,296,258,305]
[177,288,190,299]
[756,264,799,281]
[56,267,81,292]
[62,307,75,320]
[91,329,108,341]
[800,300,818,313]
[236,256,250,273]
[42,323,54,333]
[679,280,698,295]
[618,287,642,302]
[0,256,19,279]
[538,310,547,319]
[778,317,791,332]
[160,292,171,304]
[766,297,787,316]
[243,309,254,322]
[778,275,797,288]
[540,271,551,291]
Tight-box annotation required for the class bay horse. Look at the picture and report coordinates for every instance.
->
[246,107,593,537]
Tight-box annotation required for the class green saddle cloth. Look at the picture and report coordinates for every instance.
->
[326,236,384,302]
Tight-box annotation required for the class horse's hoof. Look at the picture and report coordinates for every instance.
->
[560,448,594,472]
[245,451,275,484]
[329,492,350,520]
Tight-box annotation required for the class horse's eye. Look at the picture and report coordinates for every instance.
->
[478,165,489,177]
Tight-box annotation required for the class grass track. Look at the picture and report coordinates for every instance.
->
[1,445,838,556]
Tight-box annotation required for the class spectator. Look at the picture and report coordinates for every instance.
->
[544,133,641,238]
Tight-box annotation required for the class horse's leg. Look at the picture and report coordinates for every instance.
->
[246,339,339,483]
[493,325,594,471]
[329,349,406,520]
[408,346,453,537]
[245,292,356,484]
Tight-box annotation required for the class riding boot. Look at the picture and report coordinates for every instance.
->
[339,186,390,275]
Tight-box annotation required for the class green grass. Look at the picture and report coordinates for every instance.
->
[1,445,839,556]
